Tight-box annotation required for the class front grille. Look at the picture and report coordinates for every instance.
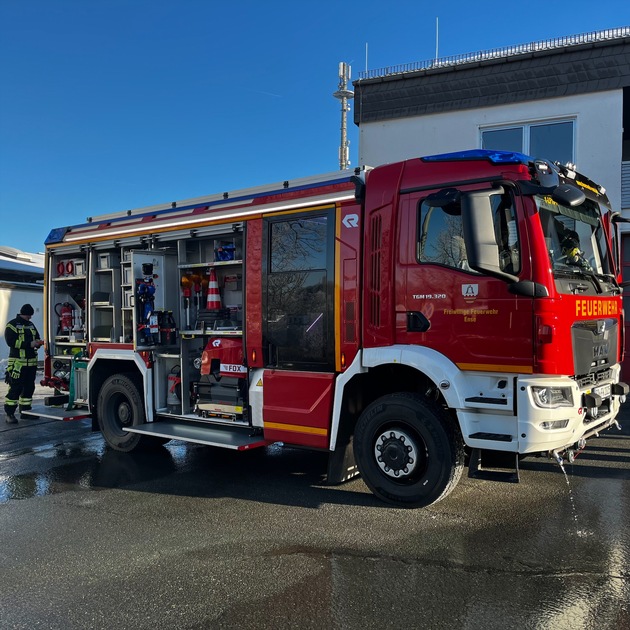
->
[571,318,618,376]
[573,369,611,389]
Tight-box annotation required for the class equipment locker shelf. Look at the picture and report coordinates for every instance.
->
[49,253,87,356]
[90,250,121,342]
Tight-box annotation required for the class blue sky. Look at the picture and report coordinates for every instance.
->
[1,0,629,253]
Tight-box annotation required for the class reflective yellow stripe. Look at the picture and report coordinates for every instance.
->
[264,422,328,436]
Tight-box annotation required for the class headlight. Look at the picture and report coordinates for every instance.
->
[531,386,573,409]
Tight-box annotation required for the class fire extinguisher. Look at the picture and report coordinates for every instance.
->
[167,365,181,414]
[55,302,74,334]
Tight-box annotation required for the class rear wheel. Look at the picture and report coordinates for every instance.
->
[97,373,168,451]
[354,392,464,508]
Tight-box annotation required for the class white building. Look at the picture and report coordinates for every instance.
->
[0,246,44,367]
[354,27,629,218]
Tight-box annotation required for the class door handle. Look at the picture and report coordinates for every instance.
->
[407,311,431,333]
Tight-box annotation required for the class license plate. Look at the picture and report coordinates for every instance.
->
[593,384,611,399]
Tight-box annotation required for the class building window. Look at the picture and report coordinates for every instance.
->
[481,120,574,165]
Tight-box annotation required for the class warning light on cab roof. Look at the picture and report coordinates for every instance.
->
[422,149,532,165]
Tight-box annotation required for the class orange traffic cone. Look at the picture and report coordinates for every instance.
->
[206,269,221,310]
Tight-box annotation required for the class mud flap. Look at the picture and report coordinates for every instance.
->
[326,434,359,484]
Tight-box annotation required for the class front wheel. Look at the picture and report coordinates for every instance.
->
[97,373,168,451]
[354,392,464,508]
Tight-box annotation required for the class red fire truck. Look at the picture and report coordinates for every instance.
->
[37,149,628,507]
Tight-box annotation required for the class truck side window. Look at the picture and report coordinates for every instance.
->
[491,193,521,274]
[417,197,475,272]
[417,191,520,275]
[263,212,335,369]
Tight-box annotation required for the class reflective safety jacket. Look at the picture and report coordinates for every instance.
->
[5,314,41,366]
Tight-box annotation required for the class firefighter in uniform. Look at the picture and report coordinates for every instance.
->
[4,304,44,424]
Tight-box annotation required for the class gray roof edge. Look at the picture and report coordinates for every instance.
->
[357,27,630,83]
[0,246,44,267]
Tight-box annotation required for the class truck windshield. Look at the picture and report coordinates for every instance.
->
[536,195,612,279]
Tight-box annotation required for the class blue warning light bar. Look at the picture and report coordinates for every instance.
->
[422,149,532,165]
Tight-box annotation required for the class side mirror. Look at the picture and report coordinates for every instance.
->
[425,188,461,208]
[461,188,549,296]
[461,187,518,283]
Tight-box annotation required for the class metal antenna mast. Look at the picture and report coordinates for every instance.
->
[333,62,354,170]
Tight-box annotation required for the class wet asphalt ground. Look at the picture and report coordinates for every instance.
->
[1,376,629,629]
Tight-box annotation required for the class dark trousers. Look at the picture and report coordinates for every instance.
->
[4,365,37,414]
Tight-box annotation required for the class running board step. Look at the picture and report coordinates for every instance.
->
[22,405,92,421]
[468,448,520,483]
[125,421,269,451]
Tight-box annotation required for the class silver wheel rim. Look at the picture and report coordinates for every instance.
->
[374,429,419,478]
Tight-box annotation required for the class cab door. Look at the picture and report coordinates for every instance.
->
[398,187,534,373]
[260,208,336,448]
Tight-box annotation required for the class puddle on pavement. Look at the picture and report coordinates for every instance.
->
[0,441,103,502]
[0,438,319,504]
[0,440,199,503]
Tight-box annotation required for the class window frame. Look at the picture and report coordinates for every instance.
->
[416,196,475,272]
[416,188,521,275]
[261,208,336,371]
[480,118,576,164]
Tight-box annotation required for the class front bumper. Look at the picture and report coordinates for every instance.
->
[516,365,628,455]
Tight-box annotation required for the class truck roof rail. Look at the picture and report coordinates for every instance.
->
[86,167,368,224]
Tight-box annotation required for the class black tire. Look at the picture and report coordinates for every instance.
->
[354,392,465,508]
[97,373,168,452]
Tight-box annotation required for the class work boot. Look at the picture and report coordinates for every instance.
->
[5,414,18,424]
[19,409,39,420]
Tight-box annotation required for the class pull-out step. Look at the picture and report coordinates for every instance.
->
[468,448,520,483]
[125,420,269,451]
[21,406,92,421]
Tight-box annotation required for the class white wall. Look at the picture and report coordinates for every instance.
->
[359,90,624,211]
[0,285,44,370]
